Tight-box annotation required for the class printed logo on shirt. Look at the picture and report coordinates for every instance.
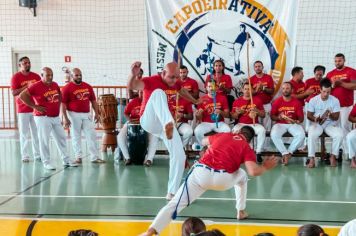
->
[73,88,90,101]
[20,79,37,87]
[330,74,347,82]
[205,102,222,114]
[44,90,59,103]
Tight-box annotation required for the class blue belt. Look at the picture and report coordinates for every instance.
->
[195,164,227,173]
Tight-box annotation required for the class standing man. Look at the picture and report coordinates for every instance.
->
[179,65,199,99]
[19,67,78,170]
[304,65,326,104]
[61,68,105,164]
[128,61,199,200]
[194,81,231,145]
[346,104,356,168]
[249,61,274,131]
[326,53,356,155]
[231,82,266,163]
[10,56,41,162]
[290,66,314,107]
[270,82,305,165]
[139,126,278,236]
[307,79,343,168]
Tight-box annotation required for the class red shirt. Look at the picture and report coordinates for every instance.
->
[171,98,193,123]
[232,96,264,124]
[27,81,61,117]
[205,74,233,95]
[290,79,306,106]
[180,77,199,95]
[304,77,321,103]
[11,71,41,113]
[198,94,228,123]
[326,66,356,107]
[349,104,356,119]
[199,133,256,173]
[61,82,96,113]
[124,97,142,122]
[249,74,274,104]
[271,96,304,124]
[140,75,182,116]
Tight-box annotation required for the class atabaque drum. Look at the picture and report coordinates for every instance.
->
[97,94,118,152]
[127,123,148,165]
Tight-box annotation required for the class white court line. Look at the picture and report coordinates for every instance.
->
[0,217,342,228]
[0,194,355,204]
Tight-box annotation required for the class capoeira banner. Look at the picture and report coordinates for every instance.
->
[146,0,298,97]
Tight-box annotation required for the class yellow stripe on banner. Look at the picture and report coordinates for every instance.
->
[0,219,341,236]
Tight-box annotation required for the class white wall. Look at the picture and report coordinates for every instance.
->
[0,0,355,86]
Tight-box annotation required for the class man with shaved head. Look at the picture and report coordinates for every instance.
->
[128,61,200,200]
[20,67,78,170]
[61,68,105,164]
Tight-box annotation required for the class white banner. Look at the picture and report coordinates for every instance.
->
[146,0,298,97]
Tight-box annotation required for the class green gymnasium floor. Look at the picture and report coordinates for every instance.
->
[0,133,355,235]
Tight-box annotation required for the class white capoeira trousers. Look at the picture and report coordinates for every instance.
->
[145,122,193,162]
[194,122,231,145]
[270,123,305,155]
[307,123,343,157]
[18,112,40,160]
[260,103,272,132]
[140,89,186,195]
[34,116,70,164]
[67,111,99,161]
[150,164,248,233]
[232,123,266,153]
[338,106,353,154]
[346,129,356,159]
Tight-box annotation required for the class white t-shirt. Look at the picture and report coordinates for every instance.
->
[307,94,340,127]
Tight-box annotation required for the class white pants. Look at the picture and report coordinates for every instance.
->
[270,123,305,155]
[145,122,193,162]
[34,116,70,164]
[18,112,40,160]
[260,104,271,132]
[307,123,343,157]
[68,111,99,161]
[150,164,248,233]
[194,122,231,144]
[338,106,352,154]
[232,123,266,153]
[346,129,356,159]
[140,89,186,195]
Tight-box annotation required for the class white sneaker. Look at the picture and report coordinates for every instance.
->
[63,160,79,167]
[43,163,56,170]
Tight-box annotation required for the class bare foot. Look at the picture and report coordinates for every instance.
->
[351,157,356,168]
[237,210,249,220]
[307,158,315,168]
[139,228,157,236]
[330,155,337,167]
[165,122,174,140]
[282,153,291,166]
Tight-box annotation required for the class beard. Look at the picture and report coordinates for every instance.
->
[74,79,82,84]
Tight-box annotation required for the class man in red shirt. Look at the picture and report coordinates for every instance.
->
[231,82,266,162]
[180,65,199,99]
[195,81,231,144]
[128,61,199,200]
[139,126,278,236]
[10,56,41,162]
[270,82,305,165]
[326,53,356,156]
[19,67,78,170]
[346,104,356,168]
[61,68,105,164]
[290,66,315,107]
[250,61,274,131]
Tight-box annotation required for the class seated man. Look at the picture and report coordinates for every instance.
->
[270,82,305,165]
[307,79,343,168]
[231,82,266,163]
[194,81,230,144]
[346,104,356,168]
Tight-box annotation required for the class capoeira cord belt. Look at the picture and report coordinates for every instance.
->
[171,165,195,220]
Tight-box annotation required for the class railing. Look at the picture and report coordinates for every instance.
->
[0,85,128,130]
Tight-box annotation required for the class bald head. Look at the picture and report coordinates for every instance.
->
[162,62,179,87]
[71,68,82,84]
[41,67,53,85]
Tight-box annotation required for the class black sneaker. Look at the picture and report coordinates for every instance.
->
[256,153,263,163]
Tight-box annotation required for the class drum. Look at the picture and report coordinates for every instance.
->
[127,123,148,165]
[98,94,118,152]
